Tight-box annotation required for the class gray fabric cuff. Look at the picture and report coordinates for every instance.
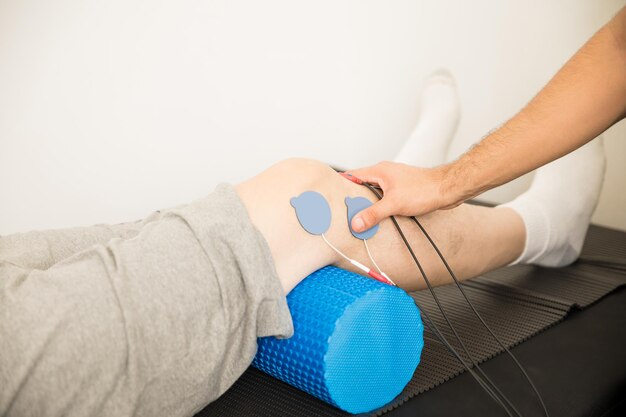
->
[169,182,294,339]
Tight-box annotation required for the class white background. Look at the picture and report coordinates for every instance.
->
[1,0,625,234]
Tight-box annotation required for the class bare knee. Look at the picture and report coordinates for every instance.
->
[237,157,342,214]
[235,158,352,291]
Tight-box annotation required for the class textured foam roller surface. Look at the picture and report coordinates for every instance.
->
[252,266,424,414]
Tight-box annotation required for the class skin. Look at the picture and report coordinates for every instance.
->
[236,158,525,293]
[347,6,626,234]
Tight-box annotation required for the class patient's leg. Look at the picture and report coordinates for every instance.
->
[236,158,525,293]
[0,220,144,270]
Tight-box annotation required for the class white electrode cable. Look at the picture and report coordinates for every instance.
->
[364,240,383,273]
[321,233,351,262]
[364,240,396,285]
[321,234,369,273]
[321,233,396,286]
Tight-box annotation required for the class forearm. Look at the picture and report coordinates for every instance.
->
[443,8,626,203]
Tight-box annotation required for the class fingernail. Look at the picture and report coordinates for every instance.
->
[353,217,364,232]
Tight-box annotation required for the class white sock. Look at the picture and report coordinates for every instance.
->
[499,138,606,267]
[394,69,461,168]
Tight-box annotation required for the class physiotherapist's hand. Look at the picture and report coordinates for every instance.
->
[344,161,462,233]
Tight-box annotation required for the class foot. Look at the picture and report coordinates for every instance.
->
[499,138,606,267]
[394,69,461,168]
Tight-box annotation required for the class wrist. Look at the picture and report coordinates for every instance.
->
[437,159,483,207]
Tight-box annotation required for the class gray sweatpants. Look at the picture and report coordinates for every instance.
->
[0,183,294,417]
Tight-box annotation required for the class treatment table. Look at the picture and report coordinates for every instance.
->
[197,224,626,417]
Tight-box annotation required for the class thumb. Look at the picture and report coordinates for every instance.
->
[351,198,395,232]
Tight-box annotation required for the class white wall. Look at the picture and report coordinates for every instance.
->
[1,0,625,235]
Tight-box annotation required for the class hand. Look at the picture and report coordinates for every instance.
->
[344,161,461,233]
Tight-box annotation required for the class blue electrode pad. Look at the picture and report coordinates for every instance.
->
[253,266,424,414]
[290,191,332,235]
[345,196,379,240]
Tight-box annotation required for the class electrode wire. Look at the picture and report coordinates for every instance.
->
[389,215,519,417]
[416,302,517,417]
[361,181,522,417]
[363,240,396,286]
[410,216,549,417]
[321,233,351,262]
[364,240,383,274]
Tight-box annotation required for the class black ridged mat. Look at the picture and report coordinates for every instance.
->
[196,225,626,417]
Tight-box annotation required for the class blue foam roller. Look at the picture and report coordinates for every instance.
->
[253,266,424,414]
